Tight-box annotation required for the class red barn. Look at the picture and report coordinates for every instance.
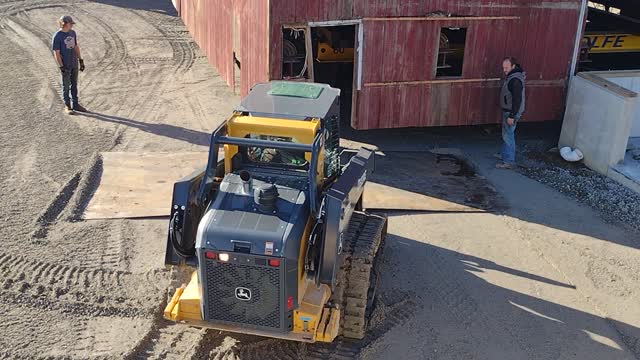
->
[174,0,586,129]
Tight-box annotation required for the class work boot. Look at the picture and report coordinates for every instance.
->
[64,105,74,115]
[73,103,87,112]
[495,162,514,170]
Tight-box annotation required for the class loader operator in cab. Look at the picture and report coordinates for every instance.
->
[52,15,86,115]
[245,135,308,167]
[496,56,525,169]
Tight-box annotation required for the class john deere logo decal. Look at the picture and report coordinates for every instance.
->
[235,287,251,301]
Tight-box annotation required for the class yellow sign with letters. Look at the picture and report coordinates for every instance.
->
[584,33,640,53]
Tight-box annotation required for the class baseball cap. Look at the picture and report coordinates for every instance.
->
[60,15,75,24]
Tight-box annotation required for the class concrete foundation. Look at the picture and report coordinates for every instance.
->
[603,72,640,137]
[610,152,640,194]
[611,137,640,194]
[559,71,640,193]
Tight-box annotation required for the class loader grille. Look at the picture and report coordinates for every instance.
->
[204,259,282,329]
[324,113,340,178]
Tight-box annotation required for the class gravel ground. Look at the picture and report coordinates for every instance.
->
[518,145,640,234]
[0,0,235,358]
[2,0,640,359]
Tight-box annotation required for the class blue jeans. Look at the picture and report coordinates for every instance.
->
[501,111,518,164]
[61,67,79,106]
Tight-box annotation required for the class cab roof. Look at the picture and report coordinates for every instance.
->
[237,81,341,120]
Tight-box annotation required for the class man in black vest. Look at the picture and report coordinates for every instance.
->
[496,57,525,169]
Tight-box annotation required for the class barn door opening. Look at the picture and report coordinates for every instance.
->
[310,24,357,123]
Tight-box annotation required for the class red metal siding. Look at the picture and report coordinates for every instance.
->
[354,3,582,129]
[239,0,270,95]
[180,0,235,88]
[268,0,583,129]
[178,0,269,95]
[178,0,583,129]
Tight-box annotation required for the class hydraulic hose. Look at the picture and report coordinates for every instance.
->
[169,211,195,258]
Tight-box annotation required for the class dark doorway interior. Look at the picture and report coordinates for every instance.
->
[436,27,467,78]
[282,27,309,79]
[310,25,356,124]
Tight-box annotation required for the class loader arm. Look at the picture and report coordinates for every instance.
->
[318,147,374,288]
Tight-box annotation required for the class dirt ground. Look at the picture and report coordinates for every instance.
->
[1,1,639,359]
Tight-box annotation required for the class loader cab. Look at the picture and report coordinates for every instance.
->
[233,81,342,181]
[220,112,324,179]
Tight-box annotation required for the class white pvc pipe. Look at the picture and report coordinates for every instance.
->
[560,147,584,162]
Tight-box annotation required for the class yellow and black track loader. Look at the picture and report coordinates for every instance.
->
[163,81,386,342]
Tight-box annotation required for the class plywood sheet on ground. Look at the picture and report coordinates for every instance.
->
[83,152,210,220]
[85,149,499,219]
[363,150,501,212]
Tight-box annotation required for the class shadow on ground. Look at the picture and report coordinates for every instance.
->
[341,121,639,251]
[190,231,637,359]
[360,231,640,359]
[81,111,210,146]
[88,0,178,15]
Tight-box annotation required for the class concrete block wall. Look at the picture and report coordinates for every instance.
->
[559,72,638,176]
[605,74,640,137]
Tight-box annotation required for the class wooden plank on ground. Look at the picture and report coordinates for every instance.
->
[83,152,210,220]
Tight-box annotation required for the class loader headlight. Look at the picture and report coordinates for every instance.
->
[218,253,230,262]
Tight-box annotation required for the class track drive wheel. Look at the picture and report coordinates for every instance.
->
[331,211,387,339]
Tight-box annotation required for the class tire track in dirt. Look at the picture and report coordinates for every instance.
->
[67,317,139,357]
[186,287,419,359]
[304,291,418,360]
[0,0,60,18]
[2,16,62,98]
[119,7,196,73]
[2,1,238,358]
[0,252,126,288]
[0,1,133,130]
[502,215,639,359]
[1,302,153,359]
[71,4,134,121]
[0,252,160,315]
[80,7,181,150]
[135,323,205,360]
[73,4,130,72]
[404,213,563,360]
[16,4,186,354]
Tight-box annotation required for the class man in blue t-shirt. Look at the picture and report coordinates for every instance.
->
[51,15,86,114]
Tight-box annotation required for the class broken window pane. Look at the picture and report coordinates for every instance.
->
[436,27,467,78]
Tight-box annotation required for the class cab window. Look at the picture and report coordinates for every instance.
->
[243,135,308,168]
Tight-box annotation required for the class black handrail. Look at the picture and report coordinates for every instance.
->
[197,125,322,216]
[216,136,313,152]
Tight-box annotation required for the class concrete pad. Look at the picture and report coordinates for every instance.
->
[83,152,209,220]
[364,150,501,212]
[365,182,485,212]
[610,151,640,195]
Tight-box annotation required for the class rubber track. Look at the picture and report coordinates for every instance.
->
[332,211,387,339]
